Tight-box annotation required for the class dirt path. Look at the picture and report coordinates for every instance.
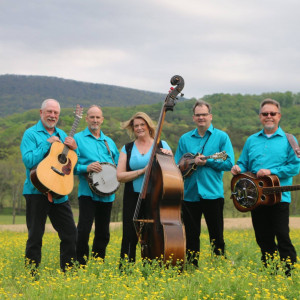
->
[1,217,300,232]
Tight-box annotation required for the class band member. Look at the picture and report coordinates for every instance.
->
[174,100,235,266]
[231,98,300,275]
[116,112,172,264]
[20,99,77,272]
[74,105,119,265]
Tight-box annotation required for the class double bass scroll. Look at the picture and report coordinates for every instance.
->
[133,75,186,266]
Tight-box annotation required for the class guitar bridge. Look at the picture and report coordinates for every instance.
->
[51,166,65,176]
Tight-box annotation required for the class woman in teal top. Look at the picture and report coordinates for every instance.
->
[117,112,172,264]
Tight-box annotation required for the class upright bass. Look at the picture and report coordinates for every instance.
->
[133,75,186,266]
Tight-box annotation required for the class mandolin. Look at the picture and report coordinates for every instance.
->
[231,172,300,212]
[177,151,228,178]
[30,105,83,199]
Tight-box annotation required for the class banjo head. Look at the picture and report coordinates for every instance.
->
[88,163,120,196]
[233,177,258,209]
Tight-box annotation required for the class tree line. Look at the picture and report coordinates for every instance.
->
[1,91,300,222]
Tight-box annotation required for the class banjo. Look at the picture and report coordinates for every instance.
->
[87,140,120,196]
[87,162,120,196]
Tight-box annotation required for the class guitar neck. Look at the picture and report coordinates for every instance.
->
[263,185,300,195]
[62,113,82,157]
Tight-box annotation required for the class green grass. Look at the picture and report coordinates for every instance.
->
[0,228,299,299]
[0,209,79,225]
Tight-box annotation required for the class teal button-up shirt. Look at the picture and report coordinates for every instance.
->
[74,128,119,202]
[175,124,235,201]
[20,120,69,204]
[237,127,300,203]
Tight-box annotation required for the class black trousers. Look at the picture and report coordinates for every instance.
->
[25,194,77,271]
[120,191,140,262]
[182,198,225,265]
[251,202,297,266]
[76,196,113,265]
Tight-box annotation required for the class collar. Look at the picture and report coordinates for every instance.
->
[192,124,214,137]
[83,127,106,140]
[36,120,58,135]
[256,126,285,138]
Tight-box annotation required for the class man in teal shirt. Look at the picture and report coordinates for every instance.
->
[20,99,77,272]
[175,100,234,266]
[74,105,119,265]
[231,98,300,275]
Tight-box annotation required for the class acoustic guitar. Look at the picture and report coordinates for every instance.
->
[30,105,83,199]
[231,172,300,212]
[177,151,228,178]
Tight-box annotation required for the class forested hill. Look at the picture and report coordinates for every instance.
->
[1,92,300,156]
[0,74,168,117]
[1,93,300,217]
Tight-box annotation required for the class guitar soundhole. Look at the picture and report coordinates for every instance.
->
[58,154,67,164]
[258,181,264,188]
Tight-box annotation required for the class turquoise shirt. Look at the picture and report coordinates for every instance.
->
[121,141,171,193]
[20,120,70,204]
[74,128,119,202]
[175,124,235,201]
[236,127,300,203]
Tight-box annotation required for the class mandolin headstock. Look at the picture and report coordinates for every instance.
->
[211,151,228,161]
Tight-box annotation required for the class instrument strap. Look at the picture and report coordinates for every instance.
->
[104,140,116,166]
[285,133,300,158]
[199,131,211,155]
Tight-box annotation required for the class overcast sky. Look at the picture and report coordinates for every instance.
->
[1,0,299,98]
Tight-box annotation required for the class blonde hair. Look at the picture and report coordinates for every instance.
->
[121,112,156,139]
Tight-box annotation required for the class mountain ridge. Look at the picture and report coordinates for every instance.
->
[0,74,174,117]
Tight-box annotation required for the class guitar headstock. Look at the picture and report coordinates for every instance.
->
[211,151,228,161]
[74,104,83,119]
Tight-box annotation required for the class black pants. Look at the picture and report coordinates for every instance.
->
[120,192,140,262]
[182,198,225,265]
[25,194,77,271]
[76,196,113,265]
[251,202,297,266]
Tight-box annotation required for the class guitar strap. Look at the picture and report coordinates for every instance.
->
[104,140,116,166]
[285,133,300,158]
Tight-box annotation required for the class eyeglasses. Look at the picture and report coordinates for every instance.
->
[260,112,280,117]
[194,113,211,117]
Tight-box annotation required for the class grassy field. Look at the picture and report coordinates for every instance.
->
[0,227,299,299]
[0,209,80,225]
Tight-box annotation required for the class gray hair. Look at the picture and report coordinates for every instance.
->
[259,98,281,113]
[41,99,60,110]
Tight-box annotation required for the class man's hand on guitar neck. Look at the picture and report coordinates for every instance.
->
[64,137,77,150]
